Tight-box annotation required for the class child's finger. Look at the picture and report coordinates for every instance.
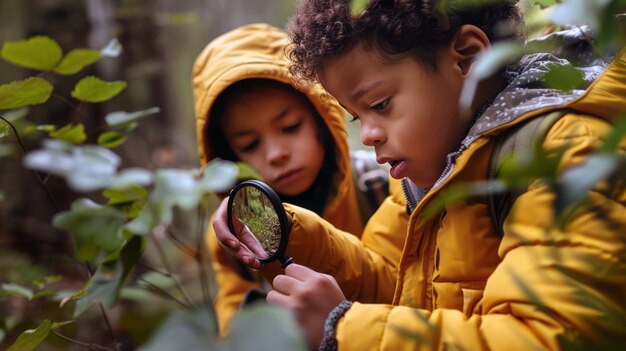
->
[272,273,304,295]
[266,289,291,307]
[284,263,317,280]
[213,198,240,250]
[213,198,262,268]
[238,225,270,259]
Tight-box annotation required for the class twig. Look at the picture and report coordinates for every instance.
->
[137,260,194,306]
[51,93,88,121]
[195,203,214,314]
[1,115,121,349]
[164,225,197,258]
[150,236,195,306]
[138,277,192,310]
[0,115,60,211]
[51,329,115,351]
[98,304,121,351]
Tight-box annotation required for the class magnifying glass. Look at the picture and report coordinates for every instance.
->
[227,179,293,268]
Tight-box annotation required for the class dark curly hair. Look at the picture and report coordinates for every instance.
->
[288,0,523,83]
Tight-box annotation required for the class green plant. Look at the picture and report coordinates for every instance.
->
[0,34,305,350]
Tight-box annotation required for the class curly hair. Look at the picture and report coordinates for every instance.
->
[288,0,523,83]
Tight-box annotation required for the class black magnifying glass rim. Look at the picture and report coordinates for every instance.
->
[226,179,289,264]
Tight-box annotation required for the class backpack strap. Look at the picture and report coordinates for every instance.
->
[488,110,567,239]
[350,150,390,225]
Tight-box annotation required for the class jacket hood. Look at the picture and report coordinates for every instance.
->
[192,23,353,214]
[469,26,625,139]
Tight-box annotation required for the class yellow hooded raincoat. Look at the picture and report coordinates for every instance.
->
[272,28,626,349]
[192,23,405,336]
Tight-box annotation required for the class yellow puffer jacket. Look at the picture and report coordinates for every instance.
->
[275,30,626,349]
[192,23,403,336]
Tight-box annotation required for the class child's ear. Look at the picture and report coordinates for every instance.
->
[450,25,490,77]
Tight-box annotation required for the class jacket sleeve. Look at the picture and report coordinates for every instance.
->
[207,217,264,336]
[279,181,408,303]
[334,113,626,350]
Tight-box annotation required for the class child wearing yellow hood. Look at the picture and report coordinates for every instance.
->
[192,23,404,336]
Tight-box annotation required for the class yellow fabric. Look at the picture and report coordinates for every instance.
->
[193,23,387,336]
[275,50,626,349]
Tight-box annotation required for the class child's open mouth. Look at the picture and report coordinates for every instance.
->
[388,160,406,179]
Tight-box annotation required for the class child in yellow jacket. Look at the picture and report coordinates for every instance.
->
[192,23,403,336]
[212,1,626,350]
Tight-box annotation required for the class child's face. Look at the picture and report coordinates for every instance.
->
[221,85,325,196]
[318,45,471,187]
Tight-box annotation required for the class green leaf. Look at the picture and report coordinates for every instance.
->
[137,308,217,351]
[1,107,29,120]
[119,236,144,281]
[1,36,62,70]
[73,260,124,317]
[97,131,126,148]
[235,162,262,181]
[32,290,57,299]
[104,184,148,206]
[103,184,147,218]
[555,153,622,214]
[460,39,556,112]
[23,140,152,192]
[1,283,34,300]
[53,198,127,260]
[54,48,101,75]
[0,77,53,109]
[544,65,584,91]
[350,0,369,15]
[138,271,177,290]
[7,320,51,351]
[595,0,626,50]
[202,159,239,192]
[0,328,5,344]
[422,180,506,220]
[71,76,127,103]
[51,320,75,330]
[549,0,610,30]
[227,304,306,351]
[22,125,53,137]
[598,113,626,153]
[101,38,122,57]
[126,162,236,236]
[105,107,160,129]
[124,203,157,236]
[524,3,557,39]
[49,123,86,144]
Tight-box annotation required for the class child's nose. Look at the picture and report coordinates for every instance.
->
[267,142,290,165]
[361,124,385,147]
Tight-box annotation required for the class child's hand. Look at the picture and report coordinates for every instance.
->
[212,197,262,268]
[267,264,345,349]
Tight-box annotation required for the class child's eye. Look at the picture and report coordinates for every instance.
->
[283,120,302,133]
[371,98,390,112]
[239,140,259,153]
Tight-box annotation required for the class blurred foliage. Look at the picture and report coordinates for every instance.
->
[0,29,303,350]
